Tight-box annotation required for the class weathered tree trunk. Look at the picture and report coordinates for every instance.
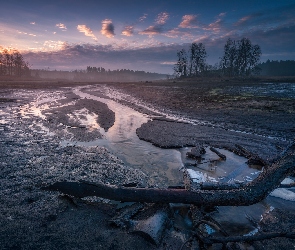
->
[43,142,295,206]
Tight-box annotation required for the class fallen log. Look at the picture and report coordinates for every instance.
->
[43,142,295,206]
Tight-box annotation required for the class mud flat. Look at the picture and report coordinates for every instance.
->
[0,79,295,249]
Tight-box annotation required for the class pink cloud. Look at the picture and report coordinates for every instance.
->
[179,15,199,28]
[235,15,252,26]
[164,28,193,39]
[77,25,97,40]
[156,12,169,25]
[56,23,67,30]
[204,18,223,32]
[121,26,134,36]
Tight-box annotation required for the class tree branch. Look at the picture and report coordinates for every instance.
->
[43,142,295,206]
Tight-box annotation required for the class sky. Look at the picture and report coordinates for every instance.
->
[0,0,294,74]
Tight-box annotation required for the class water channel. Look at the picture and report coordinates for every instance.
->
[19,85,295,236]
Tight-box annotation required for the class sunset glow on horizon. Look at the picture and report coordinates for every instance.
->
[1,0,294,74]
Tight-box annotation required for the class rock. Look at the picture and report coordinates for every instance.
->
[186,145,206,159]
[131,210,169,246]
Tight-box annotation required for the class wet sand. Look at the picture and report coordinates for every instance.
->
[0,78,295,249]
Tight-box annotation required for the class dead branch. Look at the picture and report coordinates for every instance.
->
[210,147,226,160]
[198,231,295,245]
[43,142,295,206]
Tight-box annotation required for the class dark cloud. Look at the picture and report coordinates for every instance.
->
[139,25,163,36]
[23,43,186,73]
[101,19,115,38]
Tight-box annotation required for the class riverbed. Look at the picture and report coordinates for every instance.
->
[1,81,295,249]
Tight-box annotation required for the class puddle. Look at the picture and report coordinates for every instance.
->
[58,87,184,188]
[180,146,262,184]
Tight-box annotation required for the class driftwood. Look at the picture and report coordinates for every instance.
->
[43,142,295,206]
[209,147,226,160]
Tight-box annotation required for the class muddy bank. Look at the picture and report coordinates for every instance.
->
[136,119,288,163]
[107,80,295,141]
[46,96,115,141]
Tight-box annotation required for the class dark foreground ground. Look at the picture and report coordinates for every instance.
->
[0,77,295,249]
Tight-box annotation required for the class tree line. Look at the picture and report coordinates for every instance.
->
[86,66,152,75]
[31,67,166,82]
[0,47,30,77]
[258,60,295,76]
[174,38,262,78]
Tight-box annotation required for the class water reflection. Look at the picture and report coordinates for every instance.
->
[64,87,184,188]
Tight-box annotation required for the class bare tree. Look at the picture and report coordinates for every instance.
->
[0,48,30,77]
[220,38,237,77]
[220,38,261,77]
[189,43,207,76]
[174,49,188,78]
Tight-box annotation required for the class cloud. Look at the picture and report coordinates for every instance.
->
[23,42,186,73]
[56,23,67,30]
[30,22,36,25]
[204,18,223,32]
[18,31,37,37]
[101,19,115,38]
[121,26,134,36]
[179,15,199,28]
[139,25,163,36]
[139,12,169,37]
[139,14,148,22]
[164,28,194,40]
[234,13,262,26]
[156,12,169,25]
[77,25,97,40]
[43,40,66,50]
[160,61,176,65]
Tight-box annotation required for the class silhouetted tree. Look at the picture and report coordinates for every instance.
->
[220,38,237,77]
[189,42,207,76]
[174,49,188,78]
[0,47,30,76]
[220,38,261,77]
